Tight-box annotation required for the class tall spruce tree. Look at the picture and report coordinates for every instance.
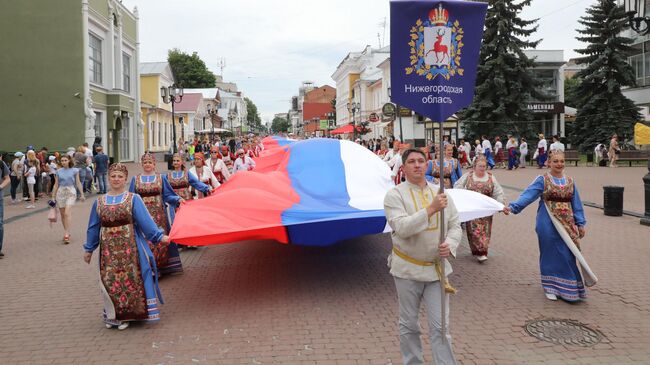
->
[461,0,543,140]
[571,0,640,152]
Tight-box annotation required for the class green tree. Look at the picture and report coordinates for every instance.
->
[461,0,543,140]
[570,0,640,151]
[271,116,289,133]
[167,49,216,88]
[245,97,262,127]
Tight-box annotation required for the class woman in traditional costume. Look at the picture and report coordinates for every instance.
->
[506,150,595,301]
[536,133,548,169]
[83,163,169,330]
[128,152,182,276]
[206,147,231,185]
[454,156,505,262]
[494,136,504,169]
[167,154,211,201]
[458,139,470,168]
[189,153,220,198]
[506,136,519,170]
[425,144,463,188]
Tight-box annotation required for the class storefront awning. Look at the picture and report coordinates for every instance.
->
[331,124,354,135]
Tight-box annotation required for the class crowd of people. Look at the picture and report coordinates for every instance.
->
[0,132,598,364]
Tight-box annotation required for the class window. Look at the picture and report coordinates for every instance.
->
[94,111,102,138]
[122,53,131,92]
[158,122,162,147]
[89,33,102,84]
[119,118,130,161]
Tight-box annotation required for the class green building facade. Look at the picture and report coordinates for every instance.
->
[0,0,142,161]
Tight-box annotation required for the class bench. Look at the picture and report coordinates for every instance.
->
[564,150,580,166]
[617,150,650,167]
[527,149,579,166]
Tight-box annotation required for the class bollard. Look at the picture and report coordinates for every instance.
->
[603,186,624,216]
[642,159,650,226]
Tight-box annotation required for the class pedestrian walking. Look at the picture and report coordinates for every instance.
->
[536,133,548,169]
[454,156,507,262]
[506,150,594,301]
[383,148,462,365]
[9,152,24,204]
[481,135,495,169]
[47,156,57,194]
[129,152,183,276]
[608,133,620,168]
[73,146,88,197]
[493,136,504,169]
[0,155,10,258]
[518,137,528,168]
[83,163,169,330]
[506,136,519,170]
[93,147,109,194]
[51,155,85,244]
[24,158,37,209]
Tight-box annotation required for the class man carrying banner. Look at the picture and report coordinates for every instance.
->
[384,148,461,365]
[389,0,488,362]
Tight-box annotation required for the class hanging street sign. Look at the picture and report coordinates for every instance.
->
[382,102,396,119]
[390,0,488,122]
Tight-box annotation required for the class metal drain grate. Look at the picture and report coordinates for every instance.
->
[525,319,604,347]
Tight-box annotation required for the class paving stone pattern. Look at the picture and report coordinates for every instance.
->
[1,163,649,364]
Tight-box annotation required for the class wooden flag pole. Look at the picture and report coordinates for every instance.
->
[438,120,447,344]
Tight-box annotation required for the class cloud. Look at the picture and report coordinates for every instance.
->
[127,0,590,118]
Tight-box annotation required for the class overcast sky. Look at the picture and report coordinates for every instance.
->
[126,0,595,122]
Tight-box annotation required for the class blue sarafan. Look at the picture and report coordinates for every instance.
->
[169,137,503,247]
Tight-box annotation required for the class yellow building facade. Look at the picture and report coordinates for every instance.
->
[139,62,186,153]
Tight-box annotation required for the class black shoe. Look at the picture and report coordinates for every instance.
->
[0,252,5,258]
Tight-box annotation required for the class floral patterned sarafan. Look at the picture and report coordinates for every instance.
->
[432,159,454,188]
[135,174,170,268]
[465,172,494,256]
[98,193,148,321]
[168,171,192,201]
[543,174,580,246]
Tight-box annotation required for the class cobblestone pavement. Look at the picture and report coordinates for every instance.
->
[1,163,649,364]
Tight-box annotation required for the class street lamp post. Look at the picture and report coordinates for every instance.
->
[623,0,650,225]
[228,110,236,135]
[387,87,404,142]
[347,101,360,141]
[207,103,219,144]
[160,84,184,153]
[625,0,649,35]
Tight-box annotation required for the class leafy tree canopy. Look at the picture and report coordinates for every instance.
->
[271,116,289,133]
[167,49,216,88]
[245,97,262,127]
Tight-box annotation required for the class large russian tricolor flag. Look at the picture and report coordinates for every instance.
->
[169,136,504,247]
[169,137,393,246]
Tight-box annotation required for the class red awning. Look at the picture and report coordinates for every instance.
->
[330,124,354,135]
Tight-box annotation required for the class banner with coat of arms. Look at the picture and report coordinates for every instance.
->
[390,0,488,122]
